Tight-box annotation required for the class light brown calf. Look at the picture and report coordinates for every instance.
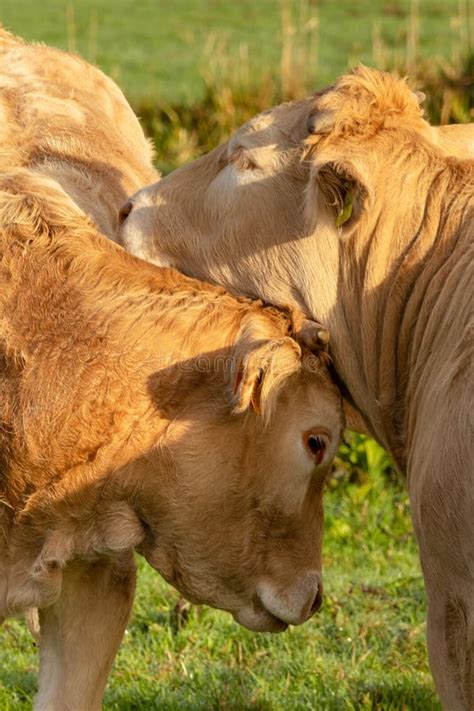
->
[120,69,474,709]
[0,169,343,709]
[0,28,344,709]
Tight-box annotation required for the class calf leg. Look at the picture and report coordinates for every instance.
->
[35,551,136,711]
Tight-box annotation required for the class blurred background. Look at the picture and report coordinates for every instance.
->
[0,2,472,709]
[1,0,472,173]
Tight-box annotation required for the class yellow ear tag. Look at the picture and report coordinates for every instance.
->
[335,189,354,227]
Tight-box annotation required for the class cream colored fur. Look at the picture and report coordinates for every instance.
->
[0,27,158,239]
[121,68,473,710]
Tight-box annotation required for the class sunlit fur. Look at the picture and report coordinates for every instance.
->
[0,30,345,709]
[0,169,343,708]
[121,67,473,710]
[0,28,158,239]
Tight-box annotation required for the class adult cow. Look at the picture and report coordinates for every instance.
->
[0,27,158,238]
[120,67,474,710]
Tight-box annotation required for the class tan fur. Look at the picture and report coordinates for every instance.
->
[0,32,346,709]
[0,27,158,239]
[0,170,343,707]
[121,67,474,710]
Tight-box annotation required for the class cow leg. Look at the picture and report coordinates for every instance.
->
[423,569,474,711]
[425,581,473,710]
[410,458,474,711]
[35,552,136,711]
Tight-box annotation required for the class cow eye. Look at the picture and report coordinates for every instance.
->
[119,199,133,225]
[228,149,258,171]
[303,431,327,465]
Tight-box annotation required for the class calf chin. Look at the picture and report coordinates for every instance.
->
[233,603,288,633]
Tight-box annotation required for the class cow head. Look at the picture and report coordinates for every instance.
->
[133,322,344,632]
[118,71,471,312]
[118,97,315,305]
[303,66,429,242]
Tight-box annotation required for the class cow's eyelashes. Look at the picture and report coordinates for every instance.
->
[228,149,259,171]
[308,435,325,457]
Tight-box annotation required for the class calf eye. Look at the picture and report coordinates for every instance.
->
[308,435,325,455]
[303,431,327,466]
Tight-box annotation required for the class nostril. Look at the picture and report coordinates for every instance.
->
[310,585,323,614]
[119,199,133,225]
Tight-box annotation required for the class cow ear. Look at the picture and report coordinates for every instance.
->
[313,160,368,237]
[232,337,301,423]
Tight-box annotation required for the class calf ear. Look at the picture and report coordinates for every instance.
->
[232,337,301,422]
[309,159,368,238]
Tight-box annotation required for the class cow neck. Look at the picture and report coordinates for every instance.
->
[300,161,470,472]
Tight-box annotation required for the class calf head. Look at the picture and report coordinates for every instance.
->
[133,324,343,632]
[9,320,343,632]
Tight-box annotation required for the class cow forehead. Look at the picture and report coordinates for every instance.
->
[232,98,314,151]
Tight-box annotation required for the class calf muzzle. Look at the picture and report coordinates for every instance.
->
[256,570,323,626]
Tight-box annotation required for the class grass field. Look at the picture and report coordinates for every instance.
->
[1,0,472,173]
[0,0,468,103]
[0,2,471,708]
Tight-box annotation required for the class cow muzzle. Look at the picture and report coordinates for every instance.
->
[234,571,323,632]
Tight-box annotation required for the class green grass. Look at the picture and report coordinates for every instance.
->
[2,1,471,174]
[0,447,440,710]
[0,3,466,706]
[0,0,467,103]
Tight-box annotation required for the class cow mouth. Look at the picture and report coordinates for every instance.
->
[233,599,289,633]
